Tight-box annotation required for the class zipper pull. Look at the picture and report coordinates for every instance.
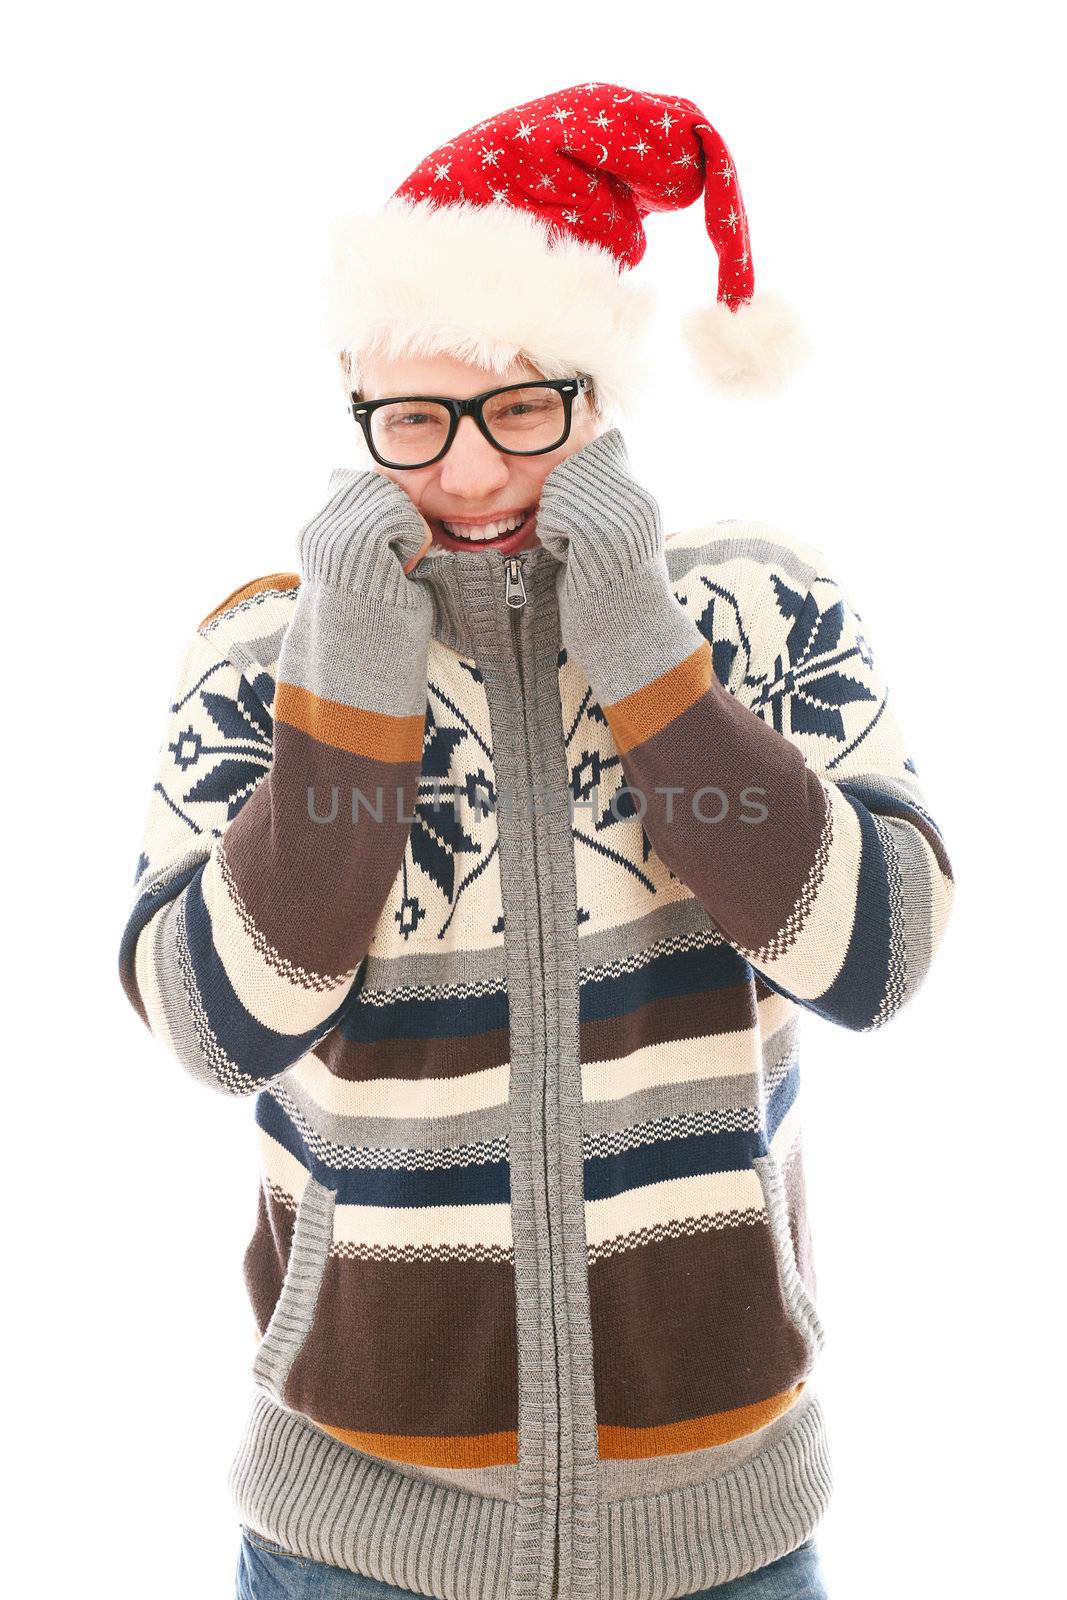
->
[504,556,527,609]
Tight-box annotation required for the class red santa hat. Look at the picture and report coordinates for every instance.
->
[328,82,807,418]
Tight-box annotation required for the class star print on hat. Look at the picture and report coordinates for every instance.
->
[328,82,807,417]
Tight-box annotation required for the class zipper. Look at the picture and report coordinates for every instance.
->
[504,555,528,609]
[504,553,560,1600]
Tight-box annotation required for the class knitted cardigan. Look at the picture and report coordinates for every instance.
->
[117,429,954,1600]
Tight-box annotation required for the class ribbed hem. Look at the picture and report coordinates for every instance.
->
[600,1389,833,1598]
[535,429,662,590]
[227,1386,831,1600]
[299,470,432,604]
[228,1391,516,1600]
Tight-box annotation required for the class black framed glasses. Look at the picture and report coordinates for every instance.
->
[349,375,595,470]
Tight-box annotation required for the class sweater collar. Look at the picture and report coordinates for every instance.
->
[413,541,561,657]
[326,468,559,658]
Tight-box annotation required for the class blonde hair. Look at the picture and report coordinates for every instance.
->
[337,346,608,425]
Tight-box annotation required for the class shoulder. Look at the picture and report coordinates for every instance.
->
[664,519,830,590]
[194,570,302,697]
[197,570,300,630]
[663,521,857,690]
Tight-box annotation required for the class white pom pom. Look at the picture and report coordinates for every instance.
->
[682,289,809,395]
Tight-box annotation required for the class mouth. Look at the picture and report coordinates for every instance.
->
[428,506,538,554]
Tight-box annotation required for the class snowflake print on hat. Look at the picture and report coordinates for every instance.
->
[329,83,807,415]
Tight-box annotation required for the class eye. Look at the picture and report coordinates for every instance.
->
[494,399,554,419]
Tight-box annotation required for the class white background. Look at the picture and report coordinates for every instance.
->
[6,3,1064,1596]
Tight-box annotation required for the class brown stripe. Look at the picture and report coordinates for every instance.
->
[589,1221,809,1428]
[222,722,423,977]
[310,1420,518,1469]
[604,641,712,755]
[598,1384,806,1459]
[318,1024,511,1083]
[283,1253,518,1439]
[276,679,425,763]
[198,571,299,628]
[582,983,757,1066]
[249,1325,516,1467]
[618,689,827,954]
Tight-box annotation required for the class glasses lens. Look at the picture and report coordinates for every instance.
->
[481,386,567,453]
[369,400,452,466]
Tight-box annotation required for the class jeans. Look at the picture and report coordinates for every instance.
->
[235,1528,828,1600]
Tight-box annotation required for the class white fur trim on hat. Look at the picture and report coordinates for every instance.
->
[681,290,810,396]
[325,197,654,422]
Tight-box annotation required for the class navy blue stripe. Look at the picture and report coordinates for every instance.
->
[810,795,892,1029]
[584,1126,762,1201]
[340,984,509,1043]
[118,856,206,997]
[182,870,344,1074]
[256,1092,511,1207]
[743,796,895,1031]
[579,939,751,1024]
[766,1057,800,1142]
[836,777,942,839]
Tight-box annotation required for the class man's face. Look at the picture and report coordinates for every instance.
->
[358,352,604,555]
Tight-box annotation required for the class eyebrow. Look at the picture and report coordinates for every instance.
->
[361,374,543,402]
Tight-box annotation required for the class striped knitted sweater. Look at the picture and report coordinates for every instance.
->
[117,428,954,1600]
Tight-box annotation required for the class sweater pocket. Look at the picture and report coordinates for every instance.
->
[751,1149,825,1371]
[251,1173,336,1405]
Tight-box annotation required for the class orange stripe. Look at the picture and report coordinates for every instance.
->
[276,680,424,762]
[597,1382,806,1459]
[311,1419,518,1468]
[604,641,712,755]
[198,571,299,629]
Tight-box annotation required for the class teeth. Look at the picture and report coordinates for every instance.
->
[442,510,528,541]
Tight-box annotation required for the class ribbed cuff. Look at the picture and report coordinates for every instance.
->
[560,555,705,708]
[279,579,432,719]
[298,470,430,607]
[535,427,662,590]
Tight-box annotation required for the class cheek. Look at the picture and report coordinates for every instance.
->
[523,451,572,499]
[392,471,436,514]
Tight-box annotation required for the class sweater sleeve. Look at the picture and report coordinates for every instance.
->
[538,432,955,1033]
[591,556,955,1031]
[117,475,433,1094]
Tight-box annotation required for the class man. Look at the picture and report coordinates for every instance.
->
[118,84,954,1600]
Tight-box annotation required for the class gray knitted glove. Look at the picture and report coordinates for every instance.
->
[535,427,664,589]
[535,427,702,707]
[283,469,435,721]
[297,468,434,613]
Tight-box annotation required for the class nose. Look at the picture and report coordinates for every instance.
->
[437,414,510,500]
